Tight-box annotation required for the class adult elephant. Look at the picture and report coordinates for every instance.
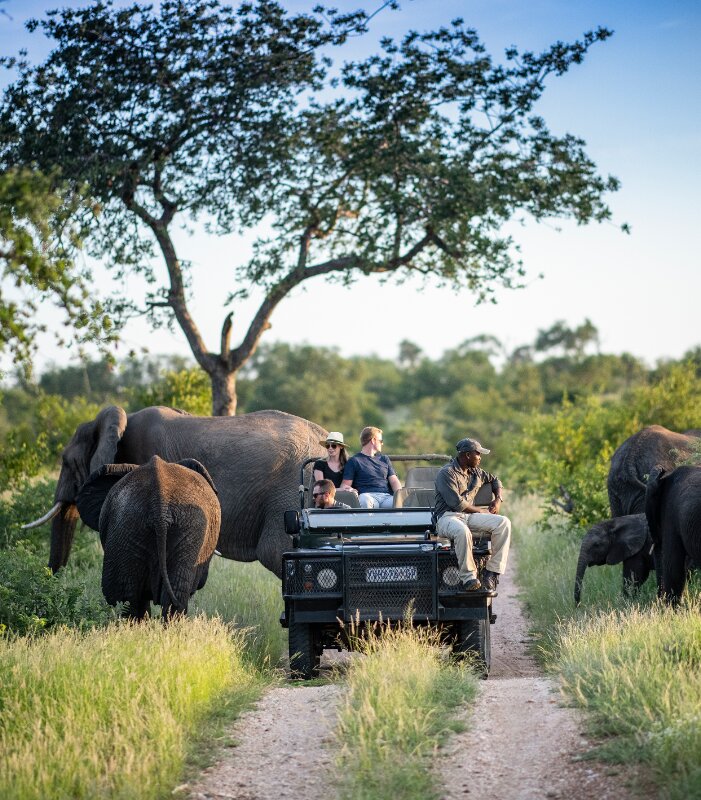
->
[76,456,221,619]
[24,406,326,577]
[645,464,701,606]
[602,425,699,596]
[607,425,699,517]
[573,514,650,605]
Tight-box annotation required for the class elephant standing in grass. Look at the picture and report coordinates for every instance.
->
[594,425,701,599]
[607,425,699,517]
[645,465,701,606]
[574,514,650,605]
[76,456,221,619]
[22,406,326,578]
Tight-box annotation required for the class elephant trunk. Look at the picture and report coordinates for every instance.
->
[574,549,589,606]
[48,504,80,573]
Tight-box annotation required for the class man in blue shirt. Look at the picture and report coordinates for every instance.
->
[340,426,402,508]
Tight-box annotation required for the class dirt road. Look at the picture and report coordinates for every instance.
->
[187,550,652,800]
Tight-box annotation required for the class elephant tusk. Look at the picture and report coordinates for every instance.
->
[21,502,63,530]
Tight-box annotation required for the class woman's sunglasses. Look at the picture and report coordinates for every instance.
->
[326,443,339,449]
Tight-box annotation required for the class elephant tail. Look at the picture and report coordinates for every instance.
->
[155,515,184,616]
[574,548,588,606]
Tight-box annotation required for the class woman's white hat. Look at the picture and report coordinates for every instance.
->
[319,431,348,448]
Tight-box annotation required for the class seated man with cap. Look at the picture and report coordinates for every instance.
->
[433,437,511,592]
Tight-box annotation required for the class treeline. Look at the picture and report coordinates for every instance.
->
[3,321,701,524]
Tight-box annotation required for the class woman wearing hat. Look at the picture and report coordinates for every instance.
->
[314,432,349,488]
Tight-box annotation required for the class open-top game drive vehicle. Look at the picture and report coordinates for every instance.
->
[280,455,498,679]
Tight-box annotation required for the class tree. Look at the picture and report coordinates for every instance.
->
[1,3,619,414]
[534,318,600,359]
[0,168,115,369]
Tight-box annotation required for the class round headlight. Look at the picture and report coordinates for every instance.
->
[317,568,338,590]
[442,566,460,587]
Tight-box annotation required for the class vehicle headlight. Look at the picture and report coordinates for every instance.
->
[317,567,338,590]
[441,565,460,587]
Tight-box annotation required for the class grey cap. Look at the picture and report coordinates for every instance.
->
[456,437,490,455]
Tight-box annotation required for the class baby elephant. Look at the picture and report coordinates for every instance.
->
[76,456,221,620]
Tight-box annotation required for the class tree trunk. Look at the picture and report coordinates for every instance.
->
[210,364,238,416]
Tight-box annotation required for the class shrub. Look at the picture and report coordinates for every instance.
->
[130,367,212,414]
[0,541,114,636]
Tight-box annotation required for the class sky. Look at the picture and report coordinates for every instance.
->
[1,0,700,375]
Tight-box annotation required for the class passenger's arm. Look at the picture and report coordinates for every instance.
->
[313,469,324,482]
[388,474,402,494]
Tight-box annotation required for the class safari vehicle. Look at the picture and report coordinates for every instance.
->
[280,455,497,679]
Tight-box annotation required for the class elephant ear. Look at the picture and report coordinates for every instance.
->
[76,463,139,531]
[645,464,666,544]
[177,458,218,494]
[89,406,128,473]
[606,514,649,564]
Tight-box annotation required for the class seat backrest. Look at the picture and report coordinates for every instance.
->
[393,487,434,508]
[474,483,494,506]
[335,489,360,508]
[405,466,442,489]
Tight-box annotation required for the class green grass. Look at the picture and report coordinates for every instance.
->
[0,616,267,800]
[189,555,287,670]
[334,623,478,800]
[512,495,701,799]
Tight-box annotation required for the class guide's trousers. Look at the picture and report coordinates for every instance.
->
[436,511,511,583]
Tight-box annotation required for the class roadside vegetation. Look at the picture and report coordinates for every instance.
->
[334,623,477,800]
[513,497,701,800]
[0,617,266,800]
[2,329,701,797]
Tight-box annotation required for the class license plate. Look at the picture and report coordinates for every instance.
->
[366,565,418,582]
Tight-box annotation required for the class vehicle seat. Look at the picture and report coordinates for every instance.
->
[335,489,360,508]
[474,484,494,507]
[404,466,442,489]
[393,487,434,508]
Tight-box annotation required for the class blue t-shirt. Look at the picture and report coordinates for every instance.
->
[343,452,396,494]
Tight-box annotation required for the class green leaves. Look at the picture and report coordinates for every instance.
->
[0,168,116,367]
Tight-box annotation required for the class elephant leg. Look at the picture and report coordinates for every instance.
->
[256,523,291,578]
[622,552,650,596]
[663,535,687,606]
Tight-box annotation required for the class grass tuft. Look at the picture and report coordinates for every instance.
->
[513,495,701,799]
[0,616,265,800]
[334,622,477,800]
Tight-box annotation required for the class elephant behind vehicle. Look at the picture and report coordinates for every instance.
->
[23,405,327,578]
[76,456,221,619]
[645,464,701,606]
[574,514,651,605]
[607,425,699,517]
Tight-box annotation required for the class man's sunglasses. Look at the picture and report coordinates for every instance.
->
[312,491,330,497]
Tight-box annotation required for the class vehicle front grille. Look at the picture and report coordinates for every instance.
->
[344,553,434,620]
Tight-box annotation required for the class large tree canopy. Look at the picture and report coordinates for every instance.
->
[0,1,619,413]
[0,167,115,370]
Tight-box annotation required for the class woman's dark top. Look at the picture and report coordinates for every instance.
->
[313,459,344,488]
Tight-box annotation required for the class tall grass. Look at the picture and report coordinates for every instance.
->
[513,495,701,799]
[334,623,477,800]
[558,604,701,799]
[189,555,287,670]
[0,616,265,800]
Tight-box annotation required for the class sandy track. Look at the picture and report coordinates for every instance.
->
[186,549,652,800]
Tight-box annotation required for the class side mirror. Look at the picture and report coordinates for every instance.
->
[284,510,301,536]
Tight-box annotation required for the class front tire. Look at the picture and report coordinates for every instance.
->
[453,617,491,678]
[288,611,321,680]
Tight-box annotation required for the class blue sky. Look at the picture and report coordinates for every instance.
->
[1,0,700,372]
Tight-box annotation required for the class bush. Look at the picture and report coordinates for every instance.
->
[0,541,114,636]
[508,363,701,527]
[0,478,57,551]
[130,367,212,414]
